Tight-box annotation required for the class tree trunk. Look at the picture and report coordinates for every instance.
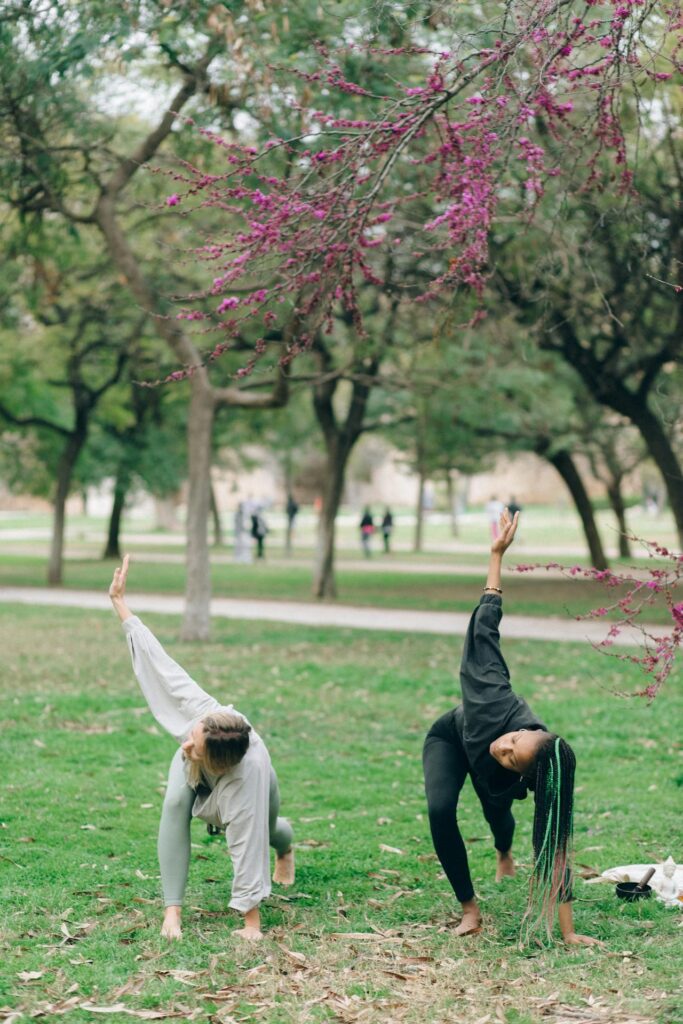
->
[103,467,129,559]
[209,479,223,548]
[604,478,631,559]
[48,432,85,585]
[312,443,348,599]
[621,401,683,548]
[546,321,683,548]
[96,197,216,641]
[445,470,459,537]
[181,381,215,641]
[546,448,609,570]
[413,471,426,553]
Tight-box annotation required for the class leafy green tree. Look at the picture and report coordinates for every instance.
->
[493,131,683,544]
[0,236,139,582]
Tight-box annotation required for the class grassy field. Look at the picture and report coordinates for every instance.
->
[0,503,677,555]
[0,551,678,628]
[1,605,681,1024]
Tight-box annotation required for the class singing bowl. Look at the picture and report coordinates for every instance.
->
[615,881,652,901]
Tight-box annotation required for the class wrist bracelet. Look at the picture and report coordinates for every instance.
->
[483,586,503,594]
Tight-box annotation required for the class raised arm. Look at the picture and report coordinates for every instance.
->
[484,507,519,596]
[109,556,220,741]
[458,508,521,726]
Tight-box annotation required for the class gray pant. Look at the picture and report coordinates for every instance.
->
[158,747,293,906]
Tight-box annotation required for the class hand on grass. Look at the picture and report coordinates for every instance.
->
[563,932,604,947]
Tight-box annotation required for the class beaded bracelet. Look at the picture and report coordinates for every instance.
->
[483,586,503,594]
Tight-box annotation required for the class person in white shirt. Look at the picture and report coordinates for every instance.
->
[109,555,294,942]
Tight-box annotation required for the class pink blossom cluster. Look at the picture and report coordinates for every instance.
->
[161,0,679,376]
[514,537,683,698]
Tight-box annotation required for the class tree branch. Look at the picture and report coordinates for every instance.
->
[103,44,217,198]
[0,402,70,438]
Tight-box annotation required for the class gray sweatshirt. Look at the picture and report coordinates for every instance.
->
[123,615,273,912]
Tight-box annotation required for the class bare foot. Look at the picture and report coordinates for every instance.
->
[161,906,182,940]
[273,848,295,886]
[496,850,516,881]
[454,900,482,936]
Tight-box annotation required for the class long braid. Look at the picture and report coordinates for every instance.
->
[522,735,576,944]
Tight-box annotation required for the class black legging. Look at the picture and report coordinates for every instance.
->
[423,711,515,904]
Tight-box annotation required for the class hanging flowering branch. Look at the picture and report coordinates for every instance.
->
[515,539,683,698]
[160,0,680,379]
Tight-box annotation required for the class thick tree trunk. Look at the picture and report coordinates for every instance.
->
[103,467,129,559]
[96,196,287,640]
[312,444,348,599]
[622,401,683,548]
[546,320,683,548]
[606,479,631,559]
[96,198,215,641]
[209,480,223,548]
[181,381,215,641]
[48,432,85,585]
[546,448,609,570]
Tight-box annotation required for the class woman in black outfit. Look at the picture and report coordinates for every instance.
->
[423,508,600,945]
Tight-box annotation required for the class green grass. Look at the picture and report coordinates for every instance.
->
[1,606,681,1023]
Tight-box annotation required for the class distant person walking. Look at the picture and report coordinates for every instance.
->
[359,507,374,558]
[285,493,299,555]
[381,508,394,554]
[251,507,268,560]
[233,502,253,564]
[486,496,504,540]
[508,497,522,519]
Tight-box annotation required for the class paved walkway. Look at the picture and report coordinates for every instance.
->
[0,585,654,647]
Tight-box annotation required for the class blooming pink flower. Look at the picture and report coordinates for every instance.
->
[166,194,181,207]
[217,297,240,313]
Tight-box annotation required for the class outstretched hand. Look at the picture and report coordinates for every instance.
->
[109,554,130,601]
[491,508,519,555]
[563,932,605,948]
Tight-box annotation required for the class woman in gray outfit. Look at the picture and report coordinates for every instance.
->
[109,555,294,941]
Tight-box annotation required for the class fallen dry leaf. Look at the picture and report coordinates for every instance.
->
[277,944,307,966]
[17,970,43,981]
[79,1004,185,1019]
[379,844,404,855]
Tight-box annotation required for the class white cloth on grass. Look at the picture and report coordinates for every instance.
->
[585,861,683,907]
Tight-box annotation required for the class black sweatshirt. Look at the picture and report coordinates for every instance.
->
[454,594,547,801]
